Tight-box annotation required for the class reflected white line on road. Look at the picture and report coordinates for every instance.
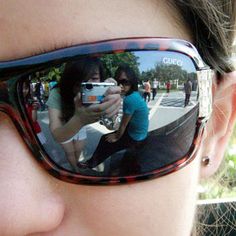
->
[157,106,185,109]
[149,93,164,120]
[157,103,196,109]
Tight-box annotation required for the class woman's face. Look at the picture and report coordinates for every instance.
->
[118,72,132,95]
[0,1,202,235]
[73,67,101,94]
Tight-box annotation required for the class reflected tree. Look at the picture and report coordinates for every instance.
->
[140,64,197,86]
[101,52,140,78]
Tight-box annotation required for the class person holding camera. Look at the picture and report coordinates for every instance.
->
[46,58,121,171]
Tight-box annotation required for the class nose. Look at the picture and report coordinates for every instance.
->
[0,112,65,236]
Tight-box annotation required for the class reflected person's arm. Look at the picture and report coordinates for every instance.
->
[116,114,132,138]
[31,101,40,122]
[31,107,37,122]
[106,114,131,143]
[48,107,85,143]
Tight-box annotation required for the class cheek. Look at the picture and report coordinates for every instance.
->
[59,153,201,236]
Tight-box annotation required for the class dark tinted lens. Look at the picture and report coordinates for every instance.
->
[118,79,130,86]
[19,51,199,177]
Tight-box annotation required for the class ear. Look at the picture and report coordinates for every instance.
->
[200,71,236,178]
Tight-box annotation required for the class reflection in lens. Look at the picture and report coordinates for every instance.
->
[20,51,199,177]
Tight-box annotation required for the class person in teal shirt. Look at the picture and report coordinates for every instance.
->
[78,64,149,169]
[123,90,149,141]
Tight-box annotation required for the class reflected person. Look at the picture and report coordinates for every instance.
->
[184,78,192,107]
[78,64,149,169]
[23,79,47,145]
[152,78,158,100]
[46,58,121,171]
[143,79,151,102]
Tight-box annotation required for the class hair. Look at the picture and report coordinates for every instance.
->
[59,57,104,121]
[169,0,236,74]
[22,78,32,102]
[114,64,139,95]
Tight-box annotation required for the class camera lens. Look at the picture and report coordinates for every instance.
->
[85,83,93,90]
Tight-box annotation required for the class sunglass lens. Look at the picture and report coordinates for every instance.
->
[19,50,200,178]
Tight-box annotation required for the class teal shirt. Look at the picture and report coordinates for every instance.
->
[123,91,149,141]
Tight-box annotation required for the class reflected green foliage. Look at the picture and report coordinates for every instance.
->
[199,126,236,200]
[46,66,64,81]
[101,52,140,78]
[31,64,65,83]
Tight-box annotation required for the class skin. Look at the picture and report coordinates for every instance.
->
[0,0,236,235]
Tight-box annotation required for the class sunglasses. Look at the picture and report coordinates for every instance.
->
[118,79,131,86]
[0,38,213,185]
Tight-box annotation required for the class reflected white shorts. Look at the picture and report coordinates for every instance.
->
[60,126,87,144]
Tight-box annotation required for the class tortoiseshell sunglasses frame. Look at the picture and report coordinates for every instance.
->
[0,37,213,185]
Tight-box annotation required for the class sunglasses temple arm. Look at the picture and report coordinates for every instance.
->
[197,69,213,121]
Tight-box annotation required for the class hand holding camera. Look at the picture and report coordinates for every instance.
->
[81,82,116,105]
[74,82,121,126]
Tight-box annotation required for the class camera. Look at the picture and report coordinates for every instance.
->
[81,82,115,104]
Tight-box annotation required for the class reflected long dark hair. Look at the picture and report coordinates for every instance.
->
[59,57,104,122]
[22,77,35,105]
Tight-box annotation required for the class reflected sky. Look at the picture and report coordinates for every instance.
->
[134,51,196,73]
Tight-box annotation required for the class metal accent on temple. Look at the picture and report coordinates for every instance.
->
[197,69,213,119]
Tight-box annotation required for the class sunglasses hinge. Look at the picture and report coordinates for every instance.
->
[197,69,213,120]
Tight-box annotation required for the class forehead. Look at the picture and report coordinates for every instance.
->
[0,0,191,61]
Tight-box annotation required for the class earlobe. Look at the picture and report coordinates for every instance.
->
[200,71,236,178]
